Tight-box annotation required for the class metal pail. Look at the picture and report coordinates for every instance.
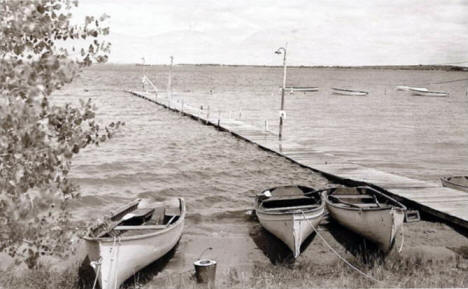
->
[194,259,216,284]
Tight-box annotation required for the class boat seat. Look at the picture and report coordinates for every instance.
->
[119,208,155,226]
[262,204,320,211]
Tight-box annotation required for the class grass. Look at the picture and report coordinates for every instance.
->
[0,265,79,289]
[1,246,466,289]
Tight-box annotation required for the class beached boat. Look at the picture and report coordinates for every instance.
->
[254,185,325,258]
[320,186,409,252]
[396,86,428,92]
[409,88,449,97]
[441,176,468,192]
[332,88,368,96]
[83,198,185,289]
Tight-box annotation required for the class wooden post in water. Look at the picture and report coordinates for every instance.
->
[167,56,173,108]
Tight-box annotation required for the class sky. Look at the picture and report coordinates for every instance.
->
[73,0,468,66]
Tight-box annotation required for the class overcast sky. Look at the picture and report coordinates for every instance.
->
[74,0,468,66]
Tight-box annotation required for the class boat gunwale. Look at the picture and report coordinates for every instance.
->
[255,185,324,215]
[83,197,185,242]
[256,203,325,216]
[319,186,406,212]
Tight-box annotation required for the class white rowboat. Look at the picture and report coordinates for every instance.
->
[254,185,324,258]
[286,86,319,93]
[396,86,428,92]
[332,88,368,96]
[83,198,185,289]
[409,88,449,97]
[320,186,409,252]
[441,176,468,193]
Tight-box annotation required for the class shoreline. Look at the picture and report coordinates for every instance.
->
[97,63,468,72]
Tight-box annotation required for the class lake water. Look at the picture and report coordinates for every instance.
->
[53,64,468,285]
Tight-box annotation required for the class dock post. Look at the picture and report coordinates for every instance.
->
[167,56,173,108]
[207,105,210,119]
[265,120,269,132]
[275,43,288,140]
[217,111,221,127]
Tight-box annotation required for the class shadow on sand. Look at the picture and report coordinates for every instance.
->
[249,223,317,265]
[78,242,180,289]
[324,222,385,264]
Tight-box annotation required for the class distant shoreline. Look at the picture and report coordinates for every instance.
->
[104,63,468,71]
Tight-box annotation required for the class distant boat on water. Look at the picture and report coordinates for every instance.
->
[285,86,319,93]
[332,88,368,96]
[441,176,468,192]
[409,88,449,97]
[396,86,428,92]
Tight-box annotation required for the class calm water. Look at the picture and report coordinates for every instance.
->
[53,66,328,284]
[52,64,467,284]
[135,65,468,182]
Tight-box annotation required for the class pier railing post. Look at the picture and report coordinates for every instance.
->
[275,43,288,140]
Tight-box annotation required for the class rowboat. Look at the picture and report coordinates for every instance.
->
[332,88,368,96]
[396,86,428,92]
[320,186,411,252]
[409,88,449,97]
[285,86,319,93]
[441,176,468,192]
[83,198,185,289]
[254,185,325,258]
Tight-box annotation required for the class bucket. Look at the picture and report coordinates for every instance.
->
[194,259,216,284]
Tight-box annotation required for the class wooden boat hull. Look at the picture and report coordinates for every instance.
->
[256,207,324,258]
[84,198,185,289]
[441,176,468,192]
[254,185,324,258]
[326,203,404,252]
[322,187,406,252]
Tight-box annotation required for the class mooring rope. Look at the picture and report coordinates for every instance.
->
[91,258,102,289]
[300,211,383,284]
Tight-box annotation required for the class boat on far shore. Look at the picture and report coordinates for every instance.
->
[409,88,449,97]
[441,176,468,192]
[332,87,368,96]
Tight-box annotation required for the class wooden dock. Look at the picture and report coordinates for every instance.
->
[127,90,468,229]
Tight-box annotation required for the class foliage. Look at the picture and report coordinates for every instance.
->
[0,0,121,268]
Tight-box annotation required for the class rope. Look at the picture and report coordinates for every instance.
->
[300,211,383,284]
[91,258,102,289]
